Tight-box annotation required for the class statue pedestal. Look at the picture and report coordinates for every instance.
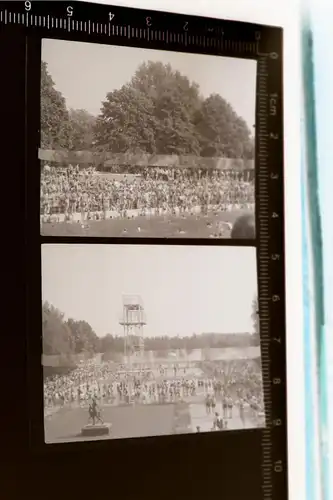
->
[81,423,112,437]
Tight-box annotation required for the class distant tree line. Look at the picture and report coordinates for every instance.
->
[100,332,259,356]
[42,298,260,365]
[41,60,254,162]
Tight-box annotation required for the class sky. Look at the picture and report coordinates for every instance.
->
[42,38,257,131]
[41,244,258,338]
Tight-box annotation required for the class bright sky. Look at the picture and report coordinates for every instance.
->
[41,244,257,338]
[42,38,257,130]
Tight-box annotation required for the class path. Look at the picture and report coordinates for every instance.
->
[189,402,260,433]
[45,403,175,443]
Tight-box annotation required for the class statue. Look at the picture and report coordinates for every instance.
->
[88,397,104,426]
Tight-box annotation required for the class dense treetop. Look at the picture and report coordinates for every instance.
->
[41,60,254,160]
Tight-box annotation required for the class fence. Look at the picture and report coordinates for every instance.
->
[39,149,255,171]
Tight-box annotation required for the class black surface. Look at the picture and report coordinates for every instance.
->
[0,4,287,500]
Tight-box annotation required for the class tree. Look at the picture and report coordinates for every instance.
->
[40,61,72,149]
[66,318,100,354]
[68,108,97,151]
[132,62,202,155]
[243,135,255,160]
[194,93,253,158]
[100,334,124,353]
[94,84,157,154]
[251,296,260,345]
[94,61,202,155]
[42,302,72,355]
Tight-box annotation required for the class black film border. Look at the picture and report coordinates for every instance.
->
[1,3,286,500]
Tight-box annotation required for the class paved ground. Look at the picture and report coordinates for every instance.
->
[45,403,175,443]
[41,209,253,238]
[44,362,264,442]
[189,403,260,433]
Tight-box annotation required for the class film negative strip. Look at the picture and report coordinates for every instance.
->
[1,2,286,500]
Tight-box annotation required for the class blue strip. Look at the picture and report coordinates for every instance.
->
[302,15,326,500]
[310,8,333,500]
[301,150,316,500]
[302,22,324,347]
[320,326,329,500]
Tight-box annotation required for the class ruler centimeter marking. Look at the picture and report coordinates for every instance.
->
[257,51,273,500]
[0,8,258,52]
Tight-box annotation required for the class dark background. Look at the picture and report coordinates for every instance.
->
[0,15,285,499]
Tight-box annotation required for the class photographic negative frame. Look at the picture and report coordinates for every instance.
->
[19,1,283,246]
[0,3,286,500]
[41,244,265,443]
[39,38,257,240]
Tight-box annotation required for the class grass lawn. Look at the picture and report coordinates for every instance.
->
[41,209,253,238]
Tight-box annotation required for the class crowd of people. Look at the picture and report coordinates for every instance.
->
[43,360,114,410]
[201,359,264,422]
[40,164,255,221]
[44,362,194,409]
[44,358,264,426]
